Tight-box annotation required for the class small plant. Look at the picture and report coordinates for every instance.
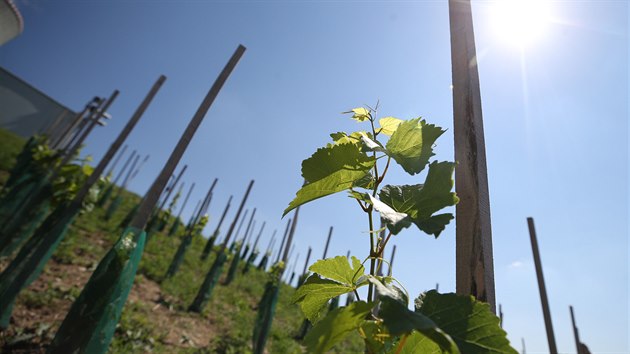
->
[285,105,516,353]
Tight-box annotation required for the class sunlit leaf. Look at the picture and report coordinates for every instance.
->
[304,301,374,353]
[292,274,354,323]
[284,143,375,216]
[343,107,371,122]
[386,118,445,175]
[378,117,404,136]
[415,291,518,354]
[309,255,366,286]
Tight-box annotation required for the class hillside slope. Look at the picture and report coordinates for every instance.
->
[0,129,363,353]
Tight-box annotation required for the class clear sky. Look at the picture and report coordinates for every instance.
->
[1,1,627,352]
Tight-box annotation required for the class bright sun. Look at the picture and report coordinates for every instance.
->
[491,0,551,47]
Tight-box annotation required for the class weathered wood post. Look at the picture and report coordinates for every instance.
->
[105,144,128,178]
[200,195,231,256]
[322,226,333,259]
[570,306,582,354]
[387,245,396,277]
[527,217,558,354]
[448,0,496,312]
[276,218,292,263]
[51,45,247,352]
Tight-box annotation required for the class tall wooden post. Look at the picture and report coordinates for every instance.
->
[276,218,292,263]
[448,0,496,312]
[131,45,246,229]
[322,226,333,259]
[527,217,558,354]
[569,306,582,354]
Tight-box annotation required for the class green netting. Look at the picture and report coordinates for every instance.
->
[118,203,140,230]
[200,230,218,260]
[346,290,356,306]
[188,251,227,313]
[105,195,123,221]
[0,199,50,258]
[96,184,114,208]
[0,172,44,227]
[0,204,77,328]
[242,250,259,274]
[164,233,193,279]
[48,227,146,354]
[0,180,51,242]
[223,245,242,286]
[329,296,340,311]
[167,218,181,237]
[257,254,269,271]
[1,137,36,194]
[241,244,251,261]
[295,318,312,340]
[252,281,280,354]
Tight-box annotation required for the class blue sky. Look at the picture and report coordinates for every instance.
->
[1,1,627,352]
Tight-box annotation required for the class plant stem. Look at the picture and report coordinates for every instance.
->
[367,209,376,302]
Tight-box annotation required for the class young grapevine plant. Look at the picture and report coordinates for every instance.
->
[285,106,516,353]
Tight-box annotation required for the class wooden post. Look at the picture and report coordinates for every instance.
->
[521,338,526,354]
[499,304,503,328]
[302,247,312,275]
[130,45,246,229]
[251,222,266,251]
[59,91,118,169]
[176,183,196,221]
[527,217,558,354]
[51,96,98,149]
[156,165,188,214]
[112,150,137,187]
[105,145,128,178]
[241,208,257,244]
[387,245,396,277]
[322,226,333,259]
[276,218,292,263]
[281,207,299,263]
[218,180,254,251]
[129,154,150,183]
[569,306,582,354]
[448,0,496,312]
[117,154,140,194]
[265,231,276,254]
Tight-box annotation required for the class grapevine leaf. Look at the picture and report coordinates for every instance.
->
[292,274,354,323]
[343,107,371,122]
[360,133,385,152]
[415,213,454,236]
[414,161,459,218]
[379,117,404,136]
[304,301,374,353]
[385,118,445,175]
[329,131,373,147]
[309,255,366,286]
[394,331,442,354]
[361,321,393,354]
[379,296,459,353]
[415,291,518,354]
[368,195,411,235]
[378,161,458,237]
[348,190,371,204]
[284,143,375,216]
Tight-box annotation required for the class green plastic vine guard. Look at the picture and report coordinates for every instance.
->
[188,251,228,313]
[49,227,146,354]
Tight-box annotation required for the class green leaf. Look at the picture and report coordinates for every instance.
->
[378,117,404,136]
[368,195,411,235]
[385,118,445,175]
[416,291,518,354]
[378,161,458,237]
[361,320,392,353]
[344,107,371,122]
[309,255,366,286]
[292,274,354,323]
[395,331,443,354]
[379,296,459,353]
[304,301,374,353]
[284,143,375,216]
[347,190,371,204]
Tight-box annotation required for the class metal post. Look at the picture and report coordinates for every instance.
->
[527,217,558,354]
[130,45,246,229]
[449,0,496,311]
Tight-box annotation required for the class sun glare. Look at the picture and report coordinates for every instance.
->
[491,0,551,48]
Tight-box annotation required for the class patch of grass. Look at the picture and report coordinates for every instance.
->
[0,128,25,175]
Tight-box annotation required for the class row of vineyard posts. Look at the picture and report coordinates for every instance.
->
[0,0,594,351]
